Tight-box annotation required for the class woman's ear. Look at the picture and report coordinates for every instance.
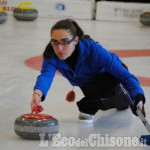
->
[74,36,79,45]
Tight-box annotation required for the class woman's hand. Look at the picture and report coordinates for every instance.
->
[130,94,146,117]
[30,90,43,111]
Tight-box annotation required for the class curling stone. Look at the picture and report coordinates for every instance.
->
[140,12,150,26]
[14,106,59,140]
[13,1,38,21]
[0,7,7,24]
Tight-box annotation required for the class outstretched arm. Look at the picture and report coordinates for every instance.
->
[30,59,56,110]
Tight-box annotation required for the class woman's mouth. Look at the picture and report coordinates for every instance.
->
[58,53,66,58]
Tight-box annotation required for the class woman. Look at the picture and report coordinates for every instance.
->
[30,19,145,123]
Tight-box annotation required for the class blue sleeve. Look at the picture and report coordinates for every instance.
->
[93,43,145,100]
[34,59,56,101]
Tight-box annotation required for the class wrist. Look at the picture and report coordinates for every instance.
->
[134,94,145,104]
[33,92,42,98]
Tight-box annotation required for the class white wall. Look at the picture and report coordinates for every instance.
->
[96,1,150,22]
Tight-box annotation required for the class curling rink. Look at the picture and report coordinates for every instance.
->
[0,15,150,150]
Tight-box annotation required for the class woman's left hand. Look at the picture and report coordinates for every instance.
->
[130,94,146,117]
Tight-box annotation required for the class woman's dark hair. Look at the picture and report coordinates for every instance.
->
[51,19,93,40]
[43,19,93,59]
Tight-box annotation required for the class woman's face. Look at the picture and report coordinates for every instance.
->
[51,29,79,60]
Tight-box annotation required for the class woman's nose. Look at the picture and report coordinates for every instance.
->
[57,44,63,51]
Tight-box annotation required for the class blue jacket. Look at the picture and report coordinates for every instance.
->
[34,39,145,100]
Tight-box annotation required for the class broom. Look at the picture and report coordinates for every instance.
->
[120,83,150,146]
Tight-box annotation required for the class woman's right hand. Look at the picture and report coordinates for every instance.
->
[30,90,43,111]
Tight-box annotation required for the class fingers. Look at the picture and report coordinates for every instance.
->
[131,100,146,117]
[30,95,41,111]
[137,101,146,117]
[130,105,138,116]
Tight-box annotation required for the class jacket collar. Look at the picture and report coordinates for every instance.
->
[49,39,91,70]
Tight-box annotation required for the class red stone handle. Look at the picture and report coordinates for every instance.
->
[31,105,43,115]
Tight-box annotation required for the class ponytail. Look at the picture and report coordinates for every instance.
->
[51,19,94,41]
